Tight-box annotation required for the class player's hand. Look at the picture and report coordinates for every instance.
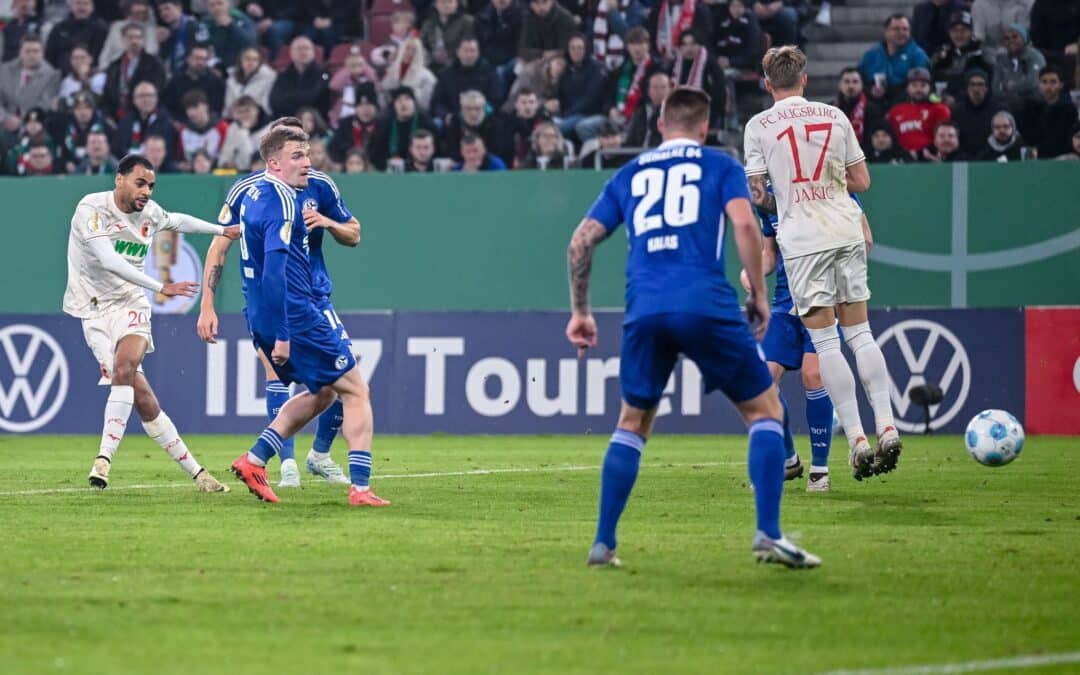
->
[739,268,752,293]
[221,225,241,240]
[745,294,771,342]
[303,208,334,231]
[272,340,290,365]
[566,312,598,358]
[197,308,219,343]
[161,281,199,298]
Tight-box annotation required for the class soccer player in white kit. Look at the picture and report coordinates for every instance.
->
[742,46,901,480]
[63,155,241,491]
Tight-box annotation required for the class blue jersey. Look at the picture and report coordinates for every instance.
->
[222,169,352,299]
[586,139,752,322]
[238,174,320,339]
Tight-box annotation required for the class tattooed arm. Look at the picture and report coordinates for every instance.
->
[566,218,610,355]
[748,174,777,214]
[196,234,235,343]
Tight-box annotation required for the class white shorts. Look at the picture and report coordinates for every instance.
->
[81,303,154,385]
[785,243,871,316]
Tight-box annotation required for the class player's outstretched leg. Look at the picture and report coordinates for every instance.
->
[265,380,300,488]
[588,427,645,567]
[90,384,133,489]
[333,370,390,507]
[778,392,803,481]
[306,398,349,484]
[842,321,901,475]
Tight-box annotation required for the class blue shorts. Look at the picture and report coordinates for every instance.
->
[760,311,814,371]
[620,313,773,409]
[313,296,349,341]
[253,315,355,392]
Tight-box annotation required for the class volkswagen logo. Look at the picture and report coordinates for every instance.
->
[0,324,70,432]
[877,319,971,433]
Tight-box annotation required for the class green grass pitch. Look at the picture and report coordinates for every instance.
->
[1,434,1078,675]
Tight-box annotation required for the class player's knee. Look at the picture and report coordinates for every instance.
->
[111,360,138,385]
[616,403,654,438]
[802,365,823,390]
[843,321,874,352]
[739,386,783,424]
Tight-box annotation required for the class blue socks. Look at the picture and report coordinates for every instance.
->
[348,450,372,487]
[748,419,785,540]
[594,429,645,550]
[249,428,284,466]
[805,387,833,469]
[266,381,295,462]
[313,399,344,454]
[779,391,797,461]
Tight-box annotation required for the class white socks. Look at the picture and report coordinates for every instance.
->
[143,411,202,477]
[99,385,134,461]
[844,322,897,437]
[807,326,867,448]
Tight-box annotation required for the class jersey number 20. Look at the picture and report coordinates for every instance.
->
[630,163,702,236]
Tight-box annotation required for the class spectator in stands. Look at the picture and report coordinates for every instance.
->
[457,132,507,170]
[244,0,304,60]
[269,36,330,117]
[142,132,178,172]
[750,0,797,52]
[505,52,564,112]
[178,89,228,165]
[99,0,159,68]
[112,80,176,157]
[519,0,576,63]
[218,95,266,170]
[714,0,762,70]
[370,10,417,69]
[155,0,196,75]
[886,67,951,157]
[188,147,213,173]
[931,11,994,101]
[7,108,55,174]
[75,128,117,173]
[921,119,968,161]
[589,0,636,71]
[369,86,437,170]
[58,45,107,110]
[405,128,437,171]
[46,0,109,69]
[422,0,476,70]
[0,35,61,134]
[859,14,930,106]
[507,87,550,166]
[834,67,883,146]
[993,24,1047,106]
[1017,66,1079,159]
[971,0,1030,50]
[101,22,166,121]
[913,0,964,55]
[343,147,369,172]
[552,33,607,140]
[329,46,378,126]
[164,43,225,121]
[865,121,907,163]
[380,37,438,112]
[647,0,713,63]
[194,0,256,72]
[51,92,110,171]
[577,119,630,168]
[476,0,523,77]
[3,0,44,63]
[1028,0,1080,69]
[301,1,363,57]
[976,109,1023,160]
[309,135,335,172]
[225,46,275,115]
[432,37,501,124]
[951,69,1004,156]
[297,106,330,140]
[17,139,56,175]
[329,81,378,164]
[601,26,657,128]
[670,29,725,128]
[445,89,512,161]
[1056,122,1080,160]
[624,69,669,147]
[522,119,569,168]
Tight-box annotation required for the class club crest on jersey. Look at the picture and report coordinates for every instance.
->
[335,355,348,370]
[303,198,318,212]
[140,221,151,237]
[280,221,292,244]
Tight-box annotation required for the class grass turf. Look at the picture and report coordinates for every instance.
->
[0,434,1077,675]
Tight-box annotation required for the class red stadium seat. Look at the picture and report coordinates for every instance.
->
[367,14,394,46]
[370,0,413,15]
[328,43,358,72]
[273,44,326,72]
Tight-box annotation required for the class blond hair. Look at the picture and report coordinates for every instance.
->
[762,46,807,90]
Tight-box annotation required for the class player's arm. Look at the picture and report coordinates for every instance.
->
[197,234,235,343]
[303,211,361,247]
[566,217,610,356]
[747,174,777,214]
[728,196,770,340]
[845,160,870,193]
[861,212,873,254]
[262,247,291,363]
[165,211,242,239]
[87,233,197,298]
[842,118,871,193]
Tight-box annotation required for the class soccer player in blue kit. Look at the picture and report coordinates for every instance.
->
[566,87,821,569]
[198,117,360,488]
[227,126,389,507]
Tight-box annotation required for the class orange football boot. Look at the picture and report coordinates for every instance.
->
[231,454,280,503]
[348,485,391,507]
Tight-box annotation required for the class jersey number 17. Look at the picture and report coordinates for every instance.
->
[777,123,833,184]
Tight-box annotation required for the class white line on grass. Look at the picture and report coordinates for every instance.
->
[817,651,1080,675]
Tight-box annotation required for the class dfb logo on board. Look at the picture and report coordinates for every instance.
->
[877,319,971,433]
[0,324,70,432]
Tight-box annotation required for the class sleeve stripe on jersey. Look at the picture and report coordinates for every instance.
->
[308,170,341,199]
[745,168,768,176]
[845,154,866,167]
[271,184,295,222]
[225,172,265,205]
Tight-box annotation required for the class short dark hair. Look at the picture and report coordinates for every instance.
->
[122,22,145,37]
[625,26,649,45]
[144,133,167,146]
[190,42,211,55]
[935,120,959,133]
[259,126,309,161]
[182,89,208,109]
[411,129,435,143]
[515,87,537,100]
[118,154,154,174]
[661,86,711,130]
[840,67,861,78]
[461,133,483,146]
[1039,65,1063,80]
[19,33,42,47]
[28,139,51,151]
[884,13,908,27]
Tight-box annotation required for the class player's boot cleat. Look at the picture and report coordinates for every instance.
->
[873,427,902,475]
[586,543,621,567]
[278,458,302,488]
[306,456,349,485]
[88,456,111,489]
[230,455,280,503]
[194,469,230,493]
[348,485,391,507]
[807,471,831,492]
[848,437,875,481]
[784,454,805,481]
[752,532,821,569]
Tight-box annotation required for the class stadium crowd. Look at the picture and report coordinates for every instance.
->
[0,0,1076,176]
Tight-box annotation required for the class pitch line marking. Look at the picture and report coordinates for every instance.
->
[817,650,1080,675]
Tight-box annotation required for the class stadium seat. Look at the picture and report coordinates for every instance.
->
[366,14,394,46]
[370,0,413,14]
[328,43,363,72]
[273,44,325,72]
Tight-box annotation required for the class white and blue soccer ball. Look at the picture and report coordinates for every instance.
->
[965,409,1025,467]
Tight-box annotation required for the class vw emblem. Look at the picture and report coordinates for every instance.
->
[877,319,971,433]
[0,324,70,432]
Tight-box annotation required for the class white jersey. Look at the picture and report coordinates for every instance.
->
[63,191,175,318]
[744,96,866,259]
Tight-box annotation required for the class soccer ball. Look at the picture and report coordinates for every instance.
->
[964,409,1025,467]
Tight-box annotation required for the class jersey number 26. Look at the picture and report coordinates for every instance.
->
[630,163,702,236]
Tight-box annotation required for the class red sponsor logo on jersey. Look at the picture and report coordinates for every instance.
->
[141,221,151,237]
[1024,308,1080,434]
